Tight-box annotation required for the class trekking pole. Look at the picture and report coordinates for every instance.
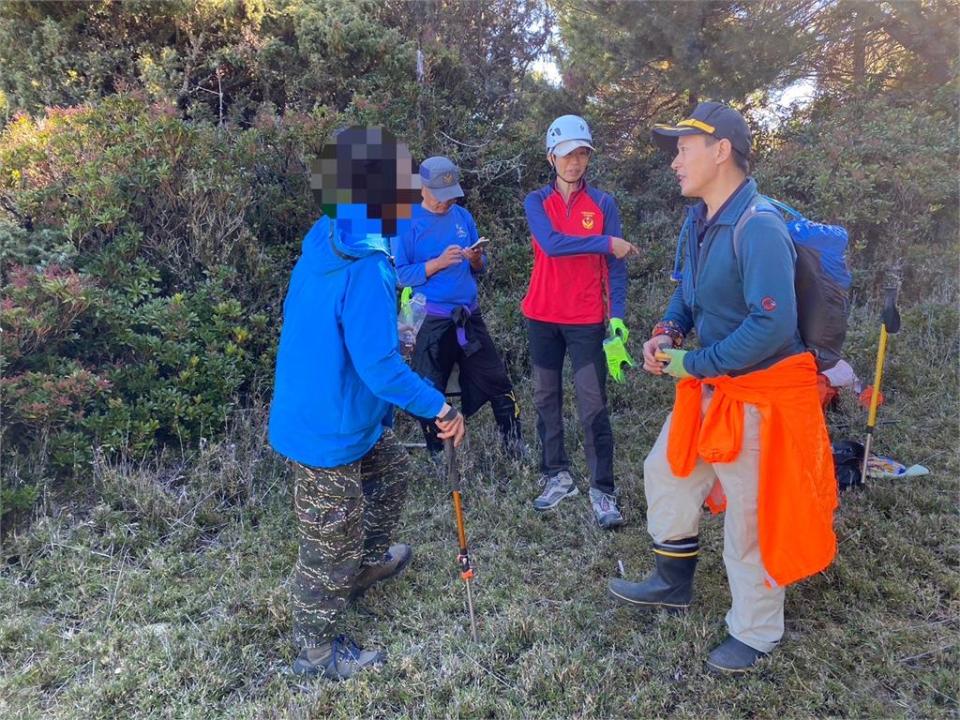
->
[861,286,901,485]
[444,438,478,642]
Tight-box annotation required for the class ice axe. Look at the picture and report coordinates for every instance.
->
[861,286,900,485]
[443,438,478,641]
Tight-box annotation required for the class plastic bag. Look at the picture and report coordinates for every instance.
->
[398,291,426,356]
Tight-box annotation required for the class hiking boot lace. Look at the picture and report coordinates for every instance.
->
[592,489,618,514]
[331,635,362,666]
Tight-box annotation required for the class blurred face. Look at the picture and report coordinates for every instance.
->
[421,186,456,214]
[671,134,722,198]
[311,127,420,236]
[550,146,591,184]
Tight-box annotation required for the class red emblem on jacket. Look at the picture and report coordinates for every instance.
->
[761,296,777,312]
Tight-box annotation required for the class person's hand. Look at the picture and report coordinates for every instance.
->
[426,245,467,277]
[435,405,466,447]
[610,237,639,259]
[655,348,691,379]
[436,244,465,270]
[642,336,673,375]
[462,245,484,269]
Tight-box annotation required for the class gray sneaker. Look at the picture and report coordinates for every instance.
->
[533,470,579,511]
[589,487,624,528]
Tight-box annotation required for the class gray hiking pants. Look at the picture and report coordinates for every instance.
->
[527,318,615,493]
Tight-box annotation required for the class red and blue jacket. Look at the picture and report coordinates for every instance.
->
[520,182,627,325]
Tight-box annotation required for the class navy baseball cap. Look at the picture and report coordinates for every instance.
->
[651,102,752,158]
[420,156,464,202]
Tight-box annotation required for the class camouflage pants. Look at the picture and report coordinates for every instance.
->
[292,429,412,648]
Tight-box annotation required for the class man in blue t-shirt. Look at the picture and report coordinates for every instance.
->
[393,156,524,462]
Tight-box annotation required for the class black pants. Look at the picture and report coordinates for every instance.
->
[411,311,521,454]
[527,318,614,493]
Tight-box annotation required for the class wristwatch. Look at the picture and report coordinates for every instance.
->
[438,405,459,422]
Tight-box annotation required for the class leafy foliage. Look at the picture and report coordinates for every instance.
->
[0,0,956,530]
[757,89,959,294]
[0,98,319,512]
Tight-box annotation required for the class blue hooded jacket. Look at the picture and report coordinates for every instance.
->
[268,214,446,468]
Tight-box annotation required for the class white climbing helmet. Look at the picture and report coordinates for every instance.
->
[545,114,594,157]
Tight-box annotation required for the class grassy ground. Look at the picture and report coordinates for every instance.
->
[2,293,958,719]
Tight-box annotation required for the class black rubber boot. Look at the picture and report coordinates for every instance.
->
[706,635,769,673]
[608,537,699,610]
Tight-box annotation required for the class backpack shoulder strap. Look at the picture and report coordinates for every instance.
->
[670,210,694,282]
[732,197,782,261]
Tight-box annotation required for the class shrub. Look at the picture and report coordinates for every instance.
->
[0,97,327,521]
[756,90,959,300]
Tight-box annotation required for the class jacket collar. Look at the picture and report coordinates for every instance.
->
[551,178,588,206]
[690,177,757,227]
[301,214,390,274]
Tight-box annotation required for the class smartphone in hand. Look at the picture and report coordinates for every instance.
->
[468,237,491,251]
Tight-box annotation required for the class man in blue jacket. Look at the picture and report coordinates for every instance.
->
[269,128,465,680]
[393,156,523,462]
[607,102,807,672]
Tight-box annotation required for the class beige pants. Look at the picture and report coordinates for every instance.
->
[643,389,785,653]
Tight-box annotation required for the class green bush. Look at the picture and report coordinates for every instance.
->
[0,97,329,517]
[756,90,959,299]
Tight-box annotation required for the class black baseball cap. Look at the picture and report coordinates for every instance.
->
[651,101,751,158]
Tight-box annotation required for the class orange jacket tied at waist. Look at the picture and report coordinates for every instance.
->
[667,353,838,588]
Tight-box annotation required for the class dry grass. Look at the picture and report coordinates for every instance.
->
[1,296,957,719]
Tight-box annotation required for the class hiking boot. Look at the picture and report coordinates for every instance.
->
[608,537,699,610]
[706,635,769,673]
[533,470,579,511]
[349,544,412,600]
[291,635,385,680]
[589,487,624,528]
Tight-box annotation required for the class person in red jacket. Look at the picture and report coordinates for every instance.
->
[521,114,638,528]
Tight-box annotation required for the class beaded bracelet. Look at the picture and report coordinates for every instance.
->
[651,320,685,348]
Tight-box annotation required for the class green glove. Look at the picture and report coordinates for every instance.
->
[656,348,691,379]
[603,336,635,383]
[608,317,629,344]
[400,286,413,309]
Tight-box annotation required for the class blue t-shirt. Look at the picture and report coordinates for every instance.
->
[392,204,487,312]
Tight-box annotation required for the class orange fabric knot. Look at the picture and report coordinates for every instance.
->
[665,353,838,588]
